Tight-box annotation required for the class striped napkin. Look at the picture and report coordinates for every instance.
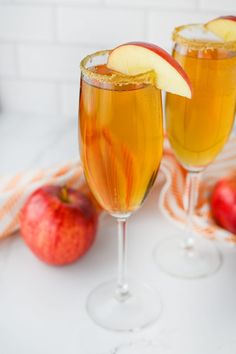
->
[159,136,236,244]
[0,137,235,243]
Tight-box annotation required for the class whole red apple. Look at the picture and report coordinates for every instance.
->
[20,185,98,265]
[211,178,236,233]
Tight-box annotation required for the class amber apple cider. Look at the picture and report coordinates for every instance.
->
[166,27,236,168]
[79,65,163,214]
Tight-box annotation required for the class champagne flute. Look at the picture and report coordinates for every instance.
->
[79,50,163,331]
[155,23,236,278]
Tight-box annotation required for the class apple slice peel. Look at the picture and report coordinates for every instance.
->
[107,42,192,98]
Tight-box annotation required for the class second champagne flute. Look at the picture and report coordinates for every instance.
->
[155,22,236,278]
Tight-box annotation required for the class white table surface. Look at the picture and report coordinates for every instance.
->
[1,113,236,354]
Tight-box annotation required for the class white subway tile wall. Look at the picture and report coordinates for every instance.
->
[0,5,54,41]
[59,83,79,116]
[148,11,219,50]
[0,0,235,116]
[0,44,17,77]
[0,80,58,114]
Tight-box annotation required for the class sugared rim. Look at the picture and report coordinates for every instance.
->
[80,49,155,85]
[173,24,236,50]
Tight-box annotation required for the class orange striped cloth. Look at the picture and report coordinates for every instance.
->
[159,136,236,244]
[1,137,236,243]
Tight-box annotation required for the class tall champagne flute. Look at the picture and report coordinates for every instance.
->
[155,24,236,278]
[78,50,163,331]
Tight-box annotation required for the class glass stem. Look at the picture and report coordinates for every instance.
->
[184,171,201,250]
[115,217,130,302]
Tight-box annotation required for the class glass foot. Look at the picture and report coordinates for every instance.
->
[154,236,222,279]
[111,339,164,354]
[86,279,162,332]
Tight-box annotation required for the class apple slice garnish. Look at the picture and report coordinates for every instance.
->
[205,16,236,41]
[107,42,192,98]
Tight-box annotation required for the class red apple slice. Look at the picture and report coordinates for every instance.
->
[205,16,236,41]
[107,42,192,98]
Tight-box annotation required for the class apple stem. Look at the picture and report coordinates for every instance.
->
[60,186,69,203]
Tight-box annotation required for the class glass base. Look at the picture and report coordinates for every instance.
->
[154,236,222,279]
[111,339,162,354]
[86,278,162,332]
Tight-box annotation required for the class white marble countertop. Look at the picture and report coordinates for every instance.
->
[1,113,236,354]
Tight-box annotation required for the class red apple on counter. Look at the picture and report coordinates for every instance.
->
[205,16,236,41]
[20,185,98,265]
[211,178,236,234]
[107,42,192,98]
